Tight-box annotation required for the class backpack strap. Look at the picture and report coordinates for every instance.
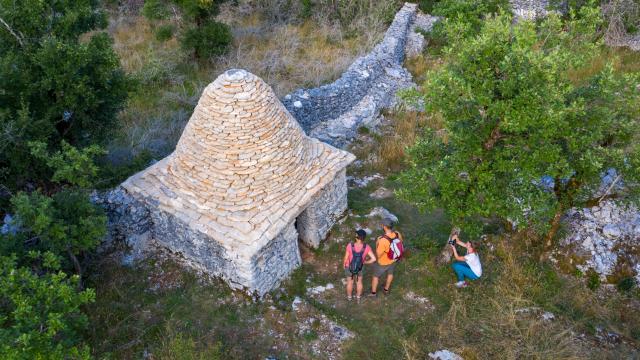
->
[382,233,399,241]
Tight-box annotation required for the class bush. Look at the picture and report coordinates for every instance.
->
[181,21,232,59]
[142,0,171,20]
[617,277,636,292]
[0,0,130,189]
[428,0,510,46]
[418,0,439,13]
[156,24,176,41]
[300,0,313,19]
[0,253,95,359]
[587,269,601,290]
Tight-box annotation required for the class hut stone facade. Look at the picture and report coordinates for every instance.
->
[107,69,354,295]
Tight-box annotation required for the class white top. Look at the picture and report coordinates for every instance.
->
[464,253,482,277]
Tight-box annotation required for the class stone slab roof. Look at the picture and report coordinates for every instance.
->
[122,69,355,253]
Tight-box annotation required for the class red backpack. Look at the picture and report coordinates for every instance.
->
[383,232,404,261]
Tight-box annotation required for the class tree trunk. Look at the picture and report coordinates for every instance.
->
[67,248,84,290]
[544,209,562,249]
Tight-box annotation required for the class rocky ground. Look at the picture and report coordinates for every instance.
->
[554,200,640,284]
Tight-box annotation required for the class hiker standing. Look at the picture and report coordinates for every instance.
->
[450,233,482,288]
[369,218,404,297]
[343,229,376,302]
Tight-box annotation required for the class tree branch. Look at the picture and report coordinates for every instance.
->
[0,17,24,47]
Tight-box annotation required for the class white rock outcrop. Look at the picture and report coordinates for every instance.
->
[556,200,640,284]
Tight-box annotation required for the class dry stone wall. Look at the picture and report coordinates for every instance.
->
[297,169,348,248]
[282,3,437,147]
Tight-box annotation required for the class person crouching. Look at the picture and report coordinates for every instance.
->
[450,233,482,288]
[343,229,376,302]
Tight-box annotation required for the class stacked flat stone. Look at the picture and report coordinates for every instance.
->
[121,69,355,293]
[122,68,354,264]
[282,2,420,143]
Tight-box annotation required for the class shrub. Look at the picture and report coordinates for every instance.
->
[142,0,172,20]
[0,253,95,359]
[181,21,232,59]
[0,0,130,189]
[300,0,313,19]
[428,0,510,46]
[587,269,601,290]
[616,277,636,292]
[418,0,440,13]
[156,24,176,41]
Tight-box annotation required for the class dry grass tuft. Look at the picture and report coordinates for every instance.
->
[404,54,444,84]
[106,1,395,157]
[375,111,430,171]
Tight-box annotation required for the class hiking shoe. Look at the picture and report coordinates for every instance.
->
[454,281,468,288]
[367,291,377,298]
[356,296,361,304]
[347,296,353,301]
[383,288,390,296]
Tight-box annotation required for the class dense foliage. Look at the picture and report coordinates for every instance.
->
[0,143,106,358]
[399,8,640,242]
[143,0,232,59]
[0,0,129,189]
[0,1,125,357]
[422,0,510,46]
[0,253,95,359]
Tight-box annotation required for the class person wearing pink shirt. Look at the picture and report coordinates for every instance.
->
[343,229,376,303]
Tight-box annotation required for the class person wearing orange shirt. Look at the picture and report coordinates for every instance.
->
[368,218,403,297]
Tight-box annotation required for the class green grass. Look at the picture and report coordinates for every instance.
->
[85,188,640,359]
[86,72,640,358]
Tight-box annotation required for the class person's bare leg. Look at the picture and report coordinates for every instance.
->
[384,274,394,291]
[356,276,364,297]
[371,276,379,293]
[346,277,353,298]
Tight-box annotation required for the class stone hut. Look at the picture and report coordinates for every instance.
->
[116,69,355,295]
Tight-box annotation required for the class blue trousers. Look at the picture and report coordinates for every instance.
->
[452,261,479,282]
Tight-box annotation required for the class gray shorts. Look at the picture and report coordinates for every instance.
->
[372,262,397,278]
[344,267,365,278]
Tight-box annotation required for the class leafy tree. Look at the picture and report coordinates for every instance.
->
[428,0,510,45]
[9,190,106,280]
[181,21,232,59]
[0,140,106,357]
[4,141,107,278]
[398,9,640,246]
[0,253,95,359]
[142,0,231,59]
[0,0,129,189]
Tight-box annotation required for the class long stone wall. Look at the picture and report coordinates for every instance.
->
[282,3,436,147]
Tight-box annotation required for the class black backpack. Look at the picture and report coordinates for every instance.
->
[349,243,365,277]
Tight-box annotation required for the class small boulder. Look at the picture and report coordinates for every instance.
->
[602,224,621,238]
[369,187,393,199]
[428,349,464,360]
[367,207,399,223]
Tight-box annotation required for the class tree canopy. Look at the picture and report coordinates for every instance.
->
[0,0,129,189]
[398,8,640,241]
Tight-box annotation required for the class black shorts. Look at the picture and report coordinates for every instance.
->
[344,267,365,278]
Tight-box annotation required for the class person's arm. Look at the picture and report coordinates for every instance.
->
[453,234,465,247]
[365,246,376,264]
[343,247,350,268]
[451,244,466,262]
[375,237,386,259]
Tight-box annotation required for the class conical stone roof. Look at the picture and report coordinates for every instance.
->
[122,69,355,252]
